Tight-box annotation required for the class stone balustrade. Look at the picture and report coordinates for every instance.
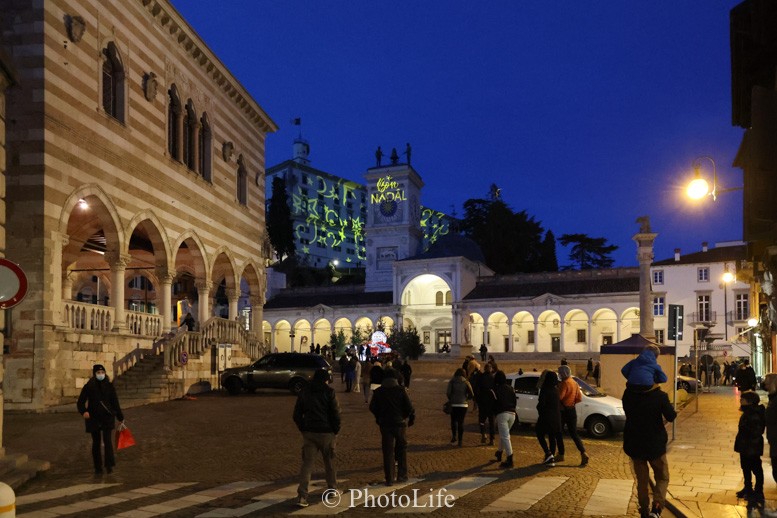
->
[63,301,113,332]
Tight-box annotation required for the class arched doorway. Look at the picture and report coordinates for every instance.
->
[401,274,452,353]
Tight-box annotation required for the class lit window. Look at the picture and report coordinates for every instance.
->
[653,296,665,316]
[698,294,711,321]
[655,330,665,344]
[736,294,749,320]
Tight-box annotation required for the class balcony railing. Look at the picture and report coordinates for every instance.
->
[126,309,163,337]
[63,301,113,332]
[687,311,718,325]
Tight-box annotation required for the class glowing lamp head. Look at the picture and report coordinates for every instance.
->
[686,178,709,199]
[748,318,759,327]
[722,272,734,283]
[78,198,89,209]
[333,260,339,266]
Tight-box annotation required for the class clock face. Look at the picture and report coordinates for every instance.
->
[374,199,403,223]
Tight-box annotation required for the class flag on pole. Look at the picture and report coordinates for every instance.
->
[291,118,301,125]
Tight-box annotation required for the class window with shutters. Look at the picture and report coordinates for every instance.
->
[101,42,125,123]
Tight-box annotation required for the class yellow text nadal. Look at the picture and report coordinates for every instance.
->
[372,176,406,204]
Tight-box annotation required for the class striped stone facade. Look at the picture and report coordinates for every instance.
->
[1,0,277,409]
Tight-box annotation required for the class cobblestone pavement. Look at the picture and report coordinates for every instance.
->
[5,378,670,517]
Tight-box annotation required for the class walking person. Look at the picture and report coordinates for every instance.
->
[353,358,362,393]
[586,357,594,380]
[736,360,757,392]
[622,378,677,518]
[593,361,601,387]
[77,364,125,475]
[360,360,372,403]
[370,370,415,486]
[344,356,356,392]
[557,365,589,466]
[713,361,721,387]
[446,368,474,447]
[400,360,412,389]
[735,391,765,503]
[479,343,488,362]
[723,361,731,385]
[293,369,341,508]
[536,370,562,466]
[475,363,497,445]
[493,371,516,468]
[339,354,348,383]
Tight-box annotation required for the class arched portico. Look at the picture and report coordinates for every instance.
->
[401,274,452,353]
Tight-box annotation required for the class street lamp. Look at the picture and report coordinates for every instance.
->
[686,156,743,201]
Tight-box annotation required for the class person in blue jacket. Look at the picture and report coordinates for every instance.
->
[622,344,667,390]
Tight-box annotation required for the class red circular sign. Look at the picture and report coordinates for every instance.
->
[180,350,189,366]
[0,258,28,309]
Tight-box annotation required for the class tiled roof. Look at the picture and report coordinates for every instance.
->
[463,275,639,301]
[652,245,746,266]
[264,289,393,310]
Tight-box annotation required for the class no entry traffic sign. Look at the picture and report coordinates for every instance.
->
[179,350,189,366]
[0,258,28,309]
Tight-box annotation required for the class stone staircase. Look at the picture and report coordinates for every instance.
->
[0,451,50,490]
[113,354,176,408]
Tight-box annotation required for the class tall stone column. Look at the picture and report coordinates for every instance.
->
[106,252,131,331]
[559,319,566,353]
[62,268,76,301]
[508,321,514,352]
[226,287,240,321]
[587,320,593,352]
[195,280,212,329]
[633,221,658,341]
[156,267,175,334]
[533,320,539,353]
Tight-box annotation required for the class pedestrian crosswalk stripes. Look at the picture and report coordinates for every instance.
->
[16,484,120,506]
[16,476,637,517]
[582,479,634,516]
[107,481,264,518]
[18,483,196,518]
[292,479,421,515]
[386,476,497,514]
[481,476,568,512]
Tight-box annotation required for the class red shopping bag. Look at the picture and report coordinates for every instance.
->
[115,424,135,450]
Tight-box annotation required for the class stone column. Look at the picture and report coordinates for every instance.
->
[249,295,264,334]
[587,319,593,353]
[106,252,131,331]
[508,320,514,352]
[559,319,566,353]
[62,268,76,301]
[617,316,622,343]
[482,324,488,351]
[226,287,240,321]
[633,226,658,341]
[156,267,176,334]
[195,280,213,329]
[52,231,70,324]
[533,320,539,353]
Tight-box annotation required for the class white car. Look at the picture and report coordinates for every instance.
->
[504,372,626,439]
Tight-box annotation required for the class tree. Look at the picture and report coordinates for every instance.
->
[350,326,365,349]
[540,230,558,272]
[558,233,619,270]
[387,325,425,360]
[461,193,546,274]
[328,329,347,357]
[266,176,296,261]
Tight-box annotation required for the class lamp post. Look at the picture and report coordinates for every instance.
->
[723,267,734,341]
[686,156,743,201]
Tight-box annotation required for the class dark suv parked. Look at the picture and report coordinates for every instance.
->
[221,353,332,395]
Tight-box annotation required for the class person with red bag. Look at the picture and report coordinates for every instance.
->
[77,364,125,475]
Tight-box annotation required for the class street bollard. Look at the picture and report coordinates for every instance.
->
[0,482,15,517]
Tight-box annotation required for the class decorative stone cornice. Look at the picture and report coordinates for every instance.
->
[141,0,278,135]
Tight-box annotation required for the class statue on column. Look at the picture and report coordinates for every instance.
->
[635,215,651,233]
[403,142,412,165]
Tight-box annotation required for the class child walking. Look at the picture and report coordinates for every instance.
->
[735,391,765,503]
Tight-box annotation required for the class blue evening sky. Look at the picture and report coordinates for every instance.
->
[172,1,744,268]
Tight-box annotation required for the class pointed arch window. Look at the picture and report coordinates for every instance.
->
[101,42,125,123]
[183,99,198,171]
[168,85,182,161]
[199,113,212,182]
[237,154,248,206]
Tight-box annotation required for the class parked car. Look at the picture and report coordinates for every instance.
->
[221,353,332,395]
[504,372,625,439]
[677,375,702,392]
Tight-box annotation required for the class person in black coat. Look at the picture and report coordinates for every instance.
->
[77,364,124,475]
[735,391,766,502]
[293,369,341,507]
[765,374,777,486]
[536,370,562,466]
[475,364,497,445]
[736,361,757,392]
[622,382,677,518]
[369,369,414,486]
[399,360,412,389]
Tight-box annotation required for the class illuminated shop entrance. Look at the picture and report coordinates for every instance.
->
[401,274,453,354]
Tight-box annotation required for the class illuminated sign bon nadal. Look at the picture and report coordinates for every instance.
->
[371,176,406,204]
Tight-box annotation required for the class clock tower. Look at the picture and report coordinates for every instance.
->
[363,164,424,292]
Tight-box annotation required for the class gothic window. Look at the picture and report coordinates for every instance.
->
[237,154,248,206]
[168,85,182,161]
[183,100,198,171]
[101,42,125,123]
[199,113,212,182]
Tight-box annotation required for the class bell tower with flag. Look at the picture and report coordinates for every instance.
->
[363,156,424,292]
